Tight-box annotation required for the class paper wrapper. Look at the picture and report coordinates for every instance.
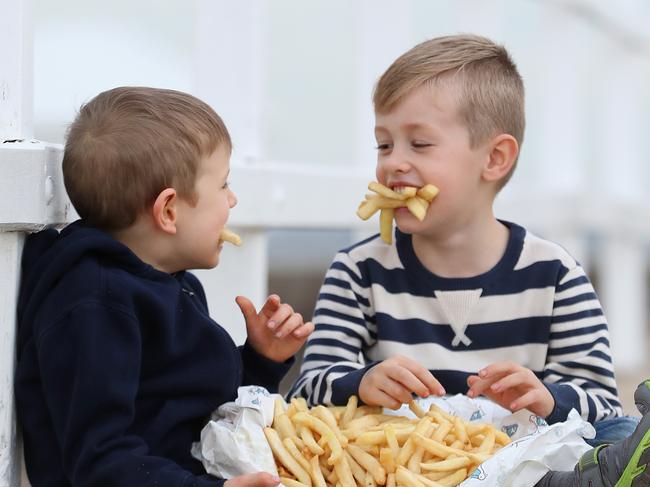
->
[191,386,280,479]
[193,386,595,486]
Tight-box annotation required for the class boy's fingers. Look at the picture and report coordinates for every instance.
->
[510,389,540,412]
[467,375,500,398]
[490,370,530,393]
[478,361,518,379]
[403,362,445,396]
[373,388,403,410]
[272,312,302,338]
[257,294,281,320]
[235,295,257,322]
[292,321,314,338]
[382,377,414,405]
[225,472,281,487]
[390,367,431,398]
[267,302,293,329]
[466,375,480,387]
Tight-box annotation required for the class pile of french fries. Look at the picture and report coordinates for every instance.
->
[264,396,510,487]
[356,182,439,244]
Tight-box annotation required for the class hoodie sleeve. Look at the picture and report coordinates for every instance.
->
[239,341,293,393]
[35,301,219,487]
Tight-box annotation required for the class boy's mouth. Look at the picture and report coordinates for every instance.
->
[389,182,421,192]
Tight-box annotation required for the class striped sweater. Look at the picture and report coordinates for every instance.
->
[289,221,622,424]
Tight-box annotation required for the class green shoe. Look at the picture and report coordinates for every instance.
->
[575,381,650,487]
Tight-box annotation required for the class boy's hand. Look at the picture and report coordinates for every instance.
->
[224,472,280,487]
[359,355,445,410]
[466,361,555,418]
[236,294,314,363]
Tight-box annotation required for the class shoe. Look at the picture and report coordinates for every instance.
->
[635,380,650,416]
[575,381,650,486]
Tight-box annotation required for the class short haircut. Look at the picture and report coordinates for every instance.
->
[62,86,231,230]
[373,34,525,187]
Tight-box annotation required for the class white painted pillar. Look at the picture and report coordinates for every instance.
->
[0,233,25,487]
[598,234,648,372]
[592,43,648,372]
[535,7,585,193]
[353,0,412,172]
[193,0,269,343]
[1,0,34,484]
[596,52,645,201]
[0,0,33,141]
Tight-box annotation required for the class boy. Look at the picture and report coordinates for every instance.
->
[15,87,313,486]
[289,35,649,485]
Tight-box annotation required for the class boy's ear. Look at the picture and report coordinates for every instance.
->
[482,134,519,183]
[151,188,178,235]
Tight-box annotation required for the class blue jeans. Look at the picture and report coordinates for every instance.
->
[586,416,640,447]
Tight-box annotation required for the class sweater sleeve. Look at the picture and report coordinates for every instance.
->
[543,264,623,424]
[287,252,378,406]
[35,301,219,486]
[239,341,294,392]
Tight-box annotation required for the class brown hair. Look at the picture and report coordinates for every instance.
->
[62,86,231,230]
[373,34,525,187]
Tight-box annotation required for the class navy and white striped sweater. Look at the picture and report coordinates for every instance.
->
[289,221,622,424]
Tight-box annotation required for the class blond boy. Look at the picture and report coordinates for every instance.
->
[15,87,312,487]
[290,35,650,486]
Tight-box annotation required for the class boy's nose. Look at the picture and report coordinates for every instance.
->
[383,151,412,174]
[228,190,238,208]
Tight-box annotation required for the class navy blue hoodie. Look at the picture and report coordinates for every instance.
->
[15,221,291,486]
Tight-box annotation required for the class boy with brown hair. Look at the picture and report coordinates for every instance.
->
[289,35,650,485]
[15,86,313,486]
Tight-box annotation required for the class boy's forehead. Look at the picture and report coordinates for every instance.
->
[200,145,230,172]
[374,84,460,130]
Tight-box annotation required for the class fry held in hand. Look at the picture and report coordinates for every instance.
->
[264,395,509,487]
[220,227,242,246]
[356,182,439,244]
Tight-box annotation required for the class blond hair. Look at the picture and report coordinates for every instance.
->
[62,86,231,230]
[373,34,525,187]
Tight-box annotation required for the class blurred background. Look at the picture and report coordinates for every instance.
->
[31,0,650,411]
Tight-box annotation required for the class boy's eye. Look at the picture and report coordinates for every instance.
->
[412,141,432,148]
[222,181,230,189]
[375,143,392,151]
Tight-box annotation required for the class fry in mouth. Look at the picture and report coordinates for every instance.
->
[220,228,242,246]
[356,182,439,244]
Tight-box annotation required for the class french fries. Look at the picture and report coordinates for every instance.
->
[265,396,509,487]
[220,227,242,246]
[356,182,439,244]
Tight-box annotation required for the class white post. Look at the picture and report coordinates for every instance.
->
[535,7,585,193]
[353,0,413,171]
[1,0,33,484]
[193,0,269,343]
[592,44,647,373]
[598,234,648,372]
[0,234,24,487]
[0,0,33,141]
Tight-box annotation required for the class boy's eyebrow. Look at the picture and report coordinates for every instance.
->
[403,121,437,131]
[375,121,437,133]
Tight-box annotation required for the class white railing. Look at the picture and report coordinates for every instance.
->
[3,140,650,485]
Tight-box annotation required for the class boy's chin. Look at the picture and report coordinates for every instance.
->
[195,251,221,270]
[394,215,428,235]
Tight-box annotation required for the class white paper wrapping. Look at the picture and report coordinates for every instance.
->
[192,386,281,479]
[194,386,595,486]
